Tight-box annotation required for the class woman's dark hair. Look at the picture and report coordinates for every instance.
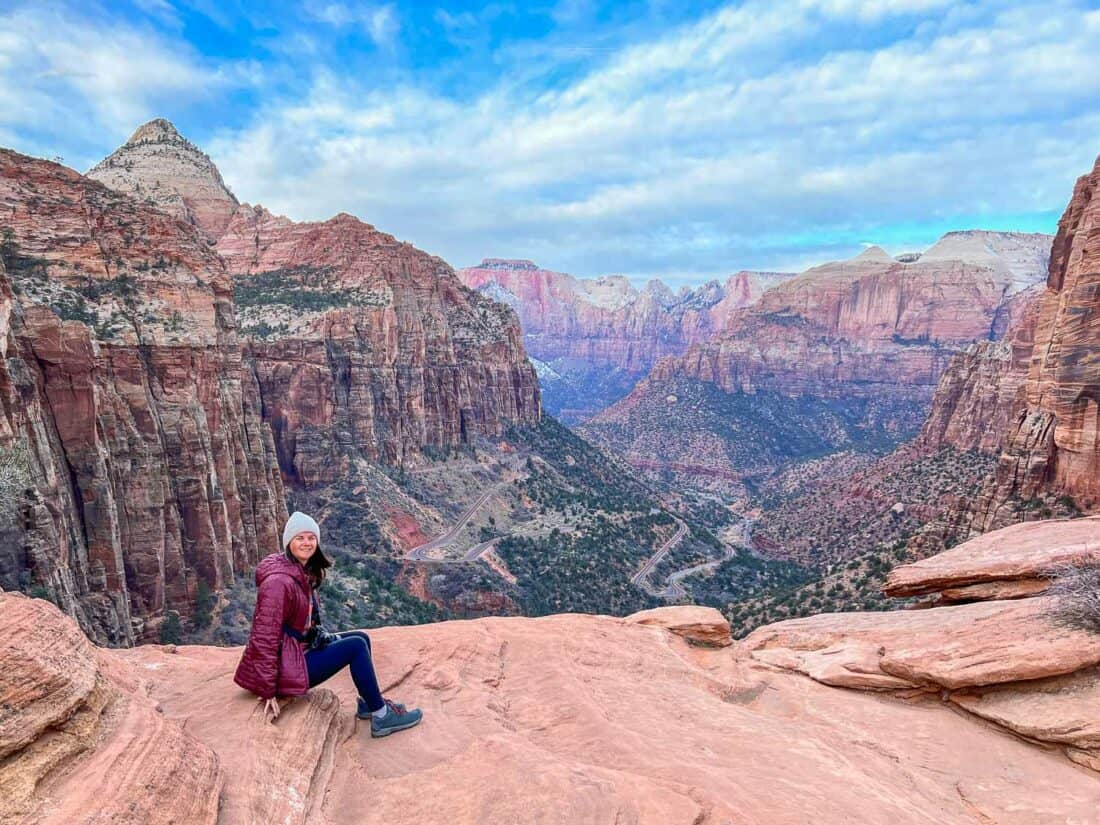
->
[287,546,332,588]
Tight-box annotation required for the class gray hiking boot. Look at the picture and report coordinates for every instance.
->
[369,699,422,738]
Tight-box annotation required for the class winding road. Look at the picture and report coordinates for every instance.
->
[630,518,689,598]
[405,487,502,562]
[634,518,755,601]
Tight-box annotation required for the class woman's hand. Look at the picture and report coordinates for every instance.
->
[264,696,281,722]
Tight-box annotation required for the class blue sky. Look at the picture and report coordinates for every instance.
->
[1,0,1099,285]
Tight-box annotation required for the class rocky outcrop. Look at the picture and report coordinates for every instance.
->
[742,517,1100,772]
[0,149,286,644]
[14,547,1100,825]
[87,118,240,242]
[981,155,1100,515]
[883,516,1100,602]
[0,591,222,824]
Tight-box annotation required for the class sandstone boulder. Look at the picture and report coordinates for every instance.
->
[625,605,732,646]
[884,515,1100,599]
[0,592,221,824]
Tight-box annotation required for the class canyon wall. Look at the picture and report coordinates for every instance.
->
[0,149,286,645]
[90,121,541,485]
[980,154,1100,517]
[460,259,790,374]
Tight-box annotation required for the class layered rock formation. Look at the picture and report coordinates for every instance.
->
[917,284,1042,453]
[656,233,1051,399]
[219,210,540,482]
[10,519,1100,824]
[980,154,1100,515]
[459,259,791,419]
[0,149,286,644]
[88,120,541,483]
[460,259,789,373]
[88,118,240,242]
[0,591,223,824]
[744,517,1100,774]
[584,232,1052,488]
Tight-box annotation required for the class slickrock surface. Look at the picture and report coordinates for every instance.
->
[460,259,789,374]
[884,516,1100,599]
[0,592,222,824]
[13,517,1100,825]
[0,149,285,644]
[119,600,1100,824]
[742,518,1100,772]
[87,118,240,242]
[983,154,1100,514]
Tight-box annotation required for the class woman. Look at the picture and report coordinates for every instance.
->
[233,512,423,737]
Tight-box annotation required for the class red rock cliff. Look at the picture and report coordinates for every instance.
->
[981,155,1100,515]
[0,149,286,645]
[460,258,790,374]
[218,208,541,483]
[650,235,1050,403]
[89,121,541,485]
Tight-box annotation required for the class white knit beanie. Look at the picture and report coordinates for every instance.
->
[283,512,321,550]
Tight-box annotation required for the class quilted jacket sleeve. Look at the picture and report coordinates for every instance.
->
[247,576,289,699]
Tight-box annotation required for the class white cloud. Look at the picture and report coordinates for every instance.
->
[0,7,235,160]
[306,2,400,48]
[202,0,1100,283]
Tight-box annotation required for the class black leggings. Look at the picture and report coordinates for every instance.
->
[304,631,384,712]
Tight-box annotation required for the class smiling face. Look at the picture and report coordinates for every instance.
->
[287,531,318,565]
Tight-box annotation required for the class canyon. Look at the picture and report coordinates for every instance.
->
[579,230,1052,495]
[0,120,540,644]
[459,259,791,421]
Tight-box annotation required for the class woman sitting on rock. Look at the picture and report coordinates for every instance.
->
[233,512,423,737]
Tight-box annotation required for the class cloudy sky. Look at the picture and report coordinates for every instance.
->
[2,1,1099,285]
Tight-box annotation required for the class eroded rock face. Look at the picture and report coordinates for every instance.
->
[219,210,541,482]
[86,122,542,484]
[459,259,789,374]
[742,518,1100,771]
[0,149,286,644]
[585,233,1052,486]
[87,118,240,242]
[983,154,1100,514]
[655,233,1051,401]
[918,286,1041,453]
[0,592,222,824]
[884,516,1100,601]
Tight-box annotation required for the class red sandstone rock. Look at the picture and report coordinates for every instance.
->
[0,592,221,824]
[86,123,541,482]
[884,516,1100,598]
[984,154,1100,514]
[0,148,286,644]
[918,286,1042,453]
[459,259,789,375]
[625,604,732,646]
[87,118,240,242]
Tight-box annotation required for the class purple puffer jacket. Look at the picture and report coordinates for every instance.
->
[233,553,312,699]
